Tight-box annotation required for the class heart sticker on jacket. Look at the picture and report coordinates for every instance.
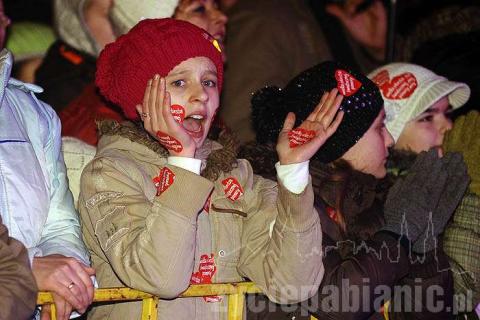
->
[153,167,175,196]
[222,177,244,202]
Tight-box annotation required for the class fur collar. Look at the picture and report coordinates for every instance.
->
[97,120,239,181]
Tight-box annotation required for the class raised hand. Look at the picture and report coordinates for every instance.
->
[276,89,344,165]
[136,75,196,157]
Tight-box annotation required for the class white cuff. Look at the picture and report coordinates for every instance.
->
[275,161,309,194]
[168,156,202,174]
[27,247,43,267]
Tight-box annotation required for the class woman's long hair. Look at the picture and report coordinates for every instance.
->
[311,159,386,242]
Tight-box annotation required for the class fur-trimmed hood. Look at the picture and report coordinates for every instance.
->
[97,120,239,181]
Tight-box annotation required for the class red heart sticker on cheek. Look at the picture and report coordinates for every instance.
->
[288,128,316,148]
[222,177,244,202]
[153,167,176,196]
[156,131,183,152]
[170,104,185,123]
[372,70,418,100]
[335,69,362,96]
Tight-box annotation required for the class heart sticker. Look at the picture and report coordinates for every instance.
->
[371,70,418,100]
[335,69,362,96]
[153,167,176,196]
[170,105,185,123]
[222,177,244,202]
[288,128,316,148]
[190,253,222,303]
[156,131,183,153]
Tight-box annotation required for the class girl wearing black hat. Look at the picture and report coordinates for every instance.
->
[244,61,469,319]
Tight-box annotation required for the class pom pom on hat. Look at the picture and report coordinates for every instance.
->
[96,18,224,120]
[251,61,383,163]
[368,63,470,142]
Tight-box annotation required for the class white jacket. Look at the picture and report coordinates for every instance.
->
[0,49,89,265]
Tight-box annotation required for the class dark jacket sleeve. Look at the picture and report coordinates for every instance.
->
[388,249,454,320]
[0,217,38,320]
[247,232,410,320]
[306,232,410,320]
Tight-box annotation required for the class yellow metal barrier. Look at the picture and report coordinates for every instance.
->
[38,282,390,320]
[38,282,268,320]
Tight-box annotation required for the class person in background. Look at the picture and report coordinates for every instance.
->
[56,0,227,146]
[369,62,479,317]
[5,21,56,83]
[220,0,388,143]
[0,2,94,319]
[243,60,468,319]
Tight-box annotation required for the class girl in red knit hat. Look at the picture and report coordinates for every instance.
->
[78,18,344,319]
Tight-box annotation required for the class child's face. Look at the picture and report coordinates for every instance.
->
[165,56,220,149]
[395,97,453,153]
[175,0,227,60]
[341,109,394,178]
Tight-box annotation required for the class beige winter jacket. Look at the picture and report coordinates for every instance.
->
[78,122,324,319]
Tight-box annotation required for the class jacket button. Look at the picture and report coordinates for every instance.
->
[218,250,226,257]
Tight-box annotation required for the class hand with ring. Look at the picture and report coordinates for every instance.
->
[33,254,96,320]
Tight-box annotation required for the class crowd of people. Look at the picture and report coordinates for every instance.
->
[0,0,478,319]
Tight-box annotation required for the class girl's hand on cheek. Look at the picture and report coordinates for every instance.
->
[276,89,344,164]
[137,75,196,158]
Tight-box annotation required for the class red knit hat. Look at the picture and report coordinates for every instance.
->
[96,18,224,120]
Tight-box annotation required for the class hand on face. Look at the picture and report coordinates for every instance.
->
[276,89,344,165]
[33,254,95,320]
[137,75,197,157]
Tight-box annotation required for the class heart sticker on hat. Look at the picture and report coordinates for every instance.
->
[170,105,185,123]
[371,70,418,100]
[335,70,362,96]
[153,167,176,196]
[222,177,244,202]
[288,128,316,148]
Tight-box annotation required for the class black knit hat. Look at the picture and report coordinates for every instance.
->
[251,61,383,163]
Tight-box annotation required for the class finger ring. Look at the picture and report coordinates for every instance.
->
[141,112,150,119]
[67,282,75,290]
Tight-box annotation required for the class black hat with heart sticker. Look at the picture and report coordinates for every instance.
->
[251,60,383,163]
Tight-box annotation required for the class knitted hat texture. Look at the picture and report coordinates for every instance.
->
[96,18,223,120]
[368,63,470,142]
[252,61,383,163]
[110,0,179,36]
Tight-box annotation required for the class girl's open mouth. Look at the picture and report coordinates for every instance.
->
[183,114,205,139]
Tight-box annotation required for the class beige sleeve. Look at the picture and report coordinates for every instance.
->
[237,173,324,304]
[80,157,213,298]
[0,217,38,320]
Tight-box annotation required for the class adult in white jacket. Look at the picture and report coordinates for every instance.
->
[0,48,94,320]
